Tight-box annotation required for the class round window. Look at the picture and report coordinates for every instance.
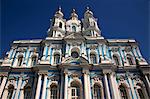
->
[71,52,79,58]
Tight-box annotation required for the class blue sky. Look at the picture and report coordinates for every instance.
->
[0,0,149,62]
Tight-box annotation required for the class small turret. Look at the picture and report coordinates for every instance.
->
[84,7,93,18]
[48,7,66,37]
[54,7,64,18]
[70,9,78,20]
[82,7,101,37]
[66,9,81,33]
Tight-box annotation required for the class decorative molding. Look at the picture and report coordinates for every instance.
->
[111,47,119,52]
[124,47,132,52]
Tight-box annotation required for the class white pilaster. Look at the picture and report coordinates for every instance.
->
[41,74,48,99]
[127,76,137,99]
[0,76,7,97]
[2,88,8,99]
[84,73,89,99]
[35,74,42,99]
[87,73,92,99]
[14,76,22,99]
[8,48,14,59]
[103,74,111,99]
[60,72,64,99]
[64,72,68,99]
[136,47,142,57]
[103,45,107,55]
[145,74,150,87]
[19,89,24,99]
[109,73,118,99]
[111,73,120,99]
[132,47,138,58]
[144,74,150,95]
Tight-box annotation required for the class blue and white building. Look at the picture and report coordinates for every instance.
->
[0,7,150,99]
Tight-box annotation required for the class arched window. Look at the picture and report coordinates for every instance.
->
[93,84,101,99]
[127,56,133,65]
[136,84,146,99]
[31,56,37,66]
[99,57,101,63]
[7,85,14,99]
[72,26,76,32]
[50,84,58,99]
[54,54,60,64]
[90,53,97,64]
[113,55,120,65]
[24,86,32,99]
[137,89,145,99]
[18,55,23,66]
[119,85,128,99]
[71,51,79,58]
[71,81,81,99]
[59,22,62,28]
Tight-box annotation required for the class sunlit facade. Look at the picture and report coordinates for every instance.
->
[0,7,150,99]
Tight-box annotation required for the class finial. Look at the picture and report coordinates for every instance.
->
[71,8,78,19]
[86,6,90,10]
[72,8,76,13]
[59,6,61,11]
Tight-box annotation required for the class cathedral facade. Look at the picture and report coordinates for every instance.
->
[0,7,150,99]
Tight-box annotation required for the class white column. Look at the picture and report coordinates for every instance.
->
[47,87,50,99]
[19,89,24,99]
[0,76,7,97]
[136,47,142,57]
[2,88,8,99]
[111,73,120,99]
[64,72,68,99]
[109,73,118,99]
[103,45,107,55]
[103,74,111,99]
[84,73,89,99]
[15,76,22,99]
[87,74,92,99]
[35,74,42,99]
[144,74,150,95]
[41,74,48,99]
[145,74,150,87]
[132,47,138,57]
[60,72,64,99]
[127,76,137,99]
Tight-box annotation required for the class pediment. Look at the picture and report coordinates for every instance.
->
[61,56,89,65]
[64,32,85,40]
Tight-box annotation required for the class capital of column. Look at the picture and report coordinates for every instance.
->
[0,73,8,77]
[64,69,68,74]
[102,70,111,75]
[82,68,90,75]
[38,72,48,76]
[64,71,68,75]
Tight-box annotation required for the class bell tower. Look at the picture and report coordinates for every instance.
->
[47,7,66,37]
[66,9,82,34]
[82,7,101,37]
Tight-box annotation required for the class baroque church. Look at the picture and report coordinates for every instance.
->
[0,7,150,99]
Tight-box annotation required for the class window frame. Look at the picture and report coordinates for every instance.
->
[17,55,23,66]
[50,84,58,99]
[7,85,14,99]
[90,53,97,64]
[24,86,32,99]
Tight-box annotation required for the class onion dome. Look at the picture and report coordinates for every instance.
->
[71,9,78,19]
[84,7,93,17]
[54,7,64,18]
